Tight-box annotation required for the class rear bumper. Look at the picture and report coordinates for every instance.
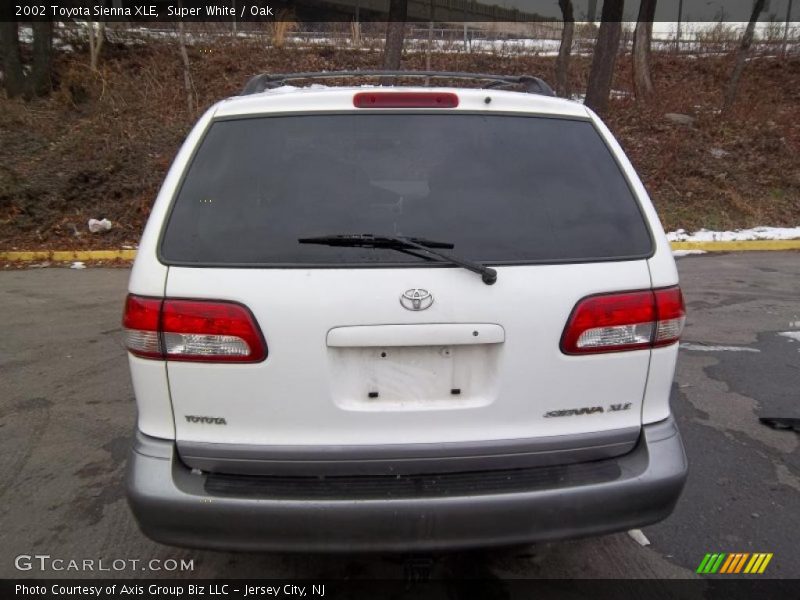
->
[127,418,687,552]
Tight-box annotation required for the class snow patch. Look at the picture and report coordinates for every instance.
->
[681,343,760,353]
[627,529,651,546]
[260,84,332,95]
[673,249,707,257]
[667,226,800,242]
[778,331,800,343]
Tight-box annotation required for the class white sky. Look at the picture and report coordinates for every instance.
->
[492,0,796,23]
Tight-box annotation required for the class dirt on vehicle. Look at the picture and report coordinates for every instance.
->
[0,40,798,250]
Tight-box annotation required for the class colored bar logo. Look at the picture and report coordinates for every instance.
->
[696,553,773,574]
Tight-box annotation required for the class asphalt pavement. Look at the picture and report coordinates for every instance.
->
[0,252,797,580]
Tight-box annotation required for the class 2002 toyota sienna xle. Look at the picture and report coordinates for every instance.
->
[123,71,688,551]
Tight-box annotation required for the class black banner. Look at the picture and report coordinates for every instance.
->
[3,579,799,600]
[4,0,796,23]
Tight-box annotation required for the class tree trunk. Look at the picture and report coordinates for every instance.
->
[782,0,794,58]
[723,0,766,113]
[26,22,53,98]
[587,0,598,23]
[353,0,360,46]
[633,0,656,101]
[88,21,106,72]
[425,0,435,81]
[555,0,574,98]
[585,0,624,115]
[0,17,24,98]
[382,0,407,76]
[177,16,195,113]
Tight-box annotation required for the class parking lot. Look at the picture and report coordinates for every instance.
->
[1,252,798,580]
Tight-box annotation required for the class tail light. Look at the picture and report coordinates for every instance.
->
[561,286,685,355]
[122,296,163,359]
[123,295,267,363]
[353,91,459,108]
[651,287,686,347]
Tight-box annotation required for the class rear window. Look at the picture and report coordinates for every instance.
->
[160,114,652,266]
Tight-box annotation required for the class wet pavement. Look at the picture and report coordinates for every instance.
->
[1,252,797,580]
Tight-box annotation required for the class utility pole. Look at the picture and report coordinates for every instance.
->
[783,0,794,57]
[675,0,683,52]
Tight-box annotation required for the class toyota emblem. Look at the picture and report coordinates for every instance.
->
[400,288,433,311]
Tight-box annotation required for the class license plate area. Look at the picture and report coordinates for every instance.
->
[328,344,499,411]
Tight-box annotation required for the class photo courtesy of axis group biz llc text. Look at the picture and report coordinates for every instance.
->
[15,584,327,597]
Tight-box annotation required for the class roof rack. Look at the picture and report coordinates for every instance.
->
[240,71,556,97]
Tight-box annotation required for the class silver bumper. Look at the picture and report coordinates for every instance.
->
[127,418,687,552]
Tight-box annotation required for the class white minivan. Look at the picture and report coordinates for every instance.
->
[123,72,688,551]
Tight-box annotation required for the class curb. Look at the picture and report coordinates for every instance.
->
[669,240,800,252]
[1,241,799,263]
[0,249,137,262]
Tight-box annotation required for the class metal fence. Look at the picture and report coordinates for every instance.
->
[49,20,800,58]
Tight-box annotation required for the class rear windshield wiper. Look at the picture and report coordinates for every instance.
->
[298,234,498,285]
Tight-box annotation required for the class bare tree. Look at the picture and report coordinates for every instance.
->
[633,0,657,101]
[87,21,106,72]
[723,0,767,113]
[351,0,361,47]
[555,0,575,97]
[0,12,25,98]
[585,0,624,114]
[0,10,53,99]
[382,0,408,73]
[177,10,195,113]
[27,22,53,98]
[587,0,598,23]
[425,0,435,74]
[782,0,794,58]
[271,12,296,49]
